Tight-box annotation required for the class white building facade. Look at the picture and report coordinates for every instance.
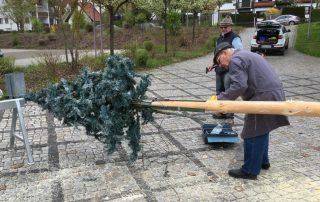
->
[0,0,54,31]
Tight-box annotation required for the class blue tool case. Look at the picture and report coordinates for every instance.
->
[202,123,240,144]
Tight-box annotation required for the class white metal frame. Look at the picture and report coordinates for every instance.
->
[0,98,34,164]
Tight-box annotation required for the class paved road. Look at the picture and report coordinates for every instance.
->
[1,26,320,201]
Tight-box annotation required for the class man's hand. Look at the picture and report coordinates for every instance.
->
[205,64,218,74]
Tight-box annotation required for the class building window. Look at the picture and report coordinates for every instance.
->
[5,18,9,24]
[0,18,3,24]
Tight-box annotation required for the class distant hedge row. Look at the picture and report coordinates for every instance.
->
[312,9,320,22]
[282,7,305,19]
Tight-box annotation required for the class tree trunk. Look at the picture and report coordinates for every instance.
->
[164,0,168,53]
[109,8,115,55]
[99,5,103,54]
[61,24,69,64]
[192,11,197,44]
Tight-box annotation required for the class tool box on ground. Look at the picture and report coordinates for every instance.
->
[202,123,240,144]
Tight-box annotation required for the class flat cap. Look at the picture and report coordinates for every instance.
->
[213,42,234,65]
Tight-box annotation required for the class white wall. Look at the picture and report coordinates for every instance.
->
[0,18,19,31]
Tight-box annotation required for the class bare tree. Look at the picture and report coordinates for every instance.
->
[93,0,133,55]
[48,0,74,64]
[49,0,89,70]
[136,0,177,53]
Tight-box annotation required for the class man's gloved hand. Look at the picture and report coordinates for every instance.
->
[205,64,218,74]
[208,95,218,101]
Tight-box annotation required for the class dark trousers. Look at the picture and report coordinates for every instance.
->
[241,133,270,175]
[216,71,233,118]
[216,71,230,95]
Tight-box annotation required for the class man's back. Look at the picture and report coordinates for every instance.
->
[219,50,285,101]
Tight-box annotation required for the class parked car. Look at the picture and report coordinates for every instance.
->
[250,20,290,55]
[274,15,301,25]
[0,49,3,58]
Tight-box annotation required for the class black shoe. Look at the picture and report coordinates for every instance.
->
[212,113,227,119]
[225,113,234,119]
[261,163,270,170]
[228,169,257,180]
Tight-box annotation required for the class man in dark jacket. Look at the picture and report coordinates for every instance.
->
[208,16,243,119]
[213,42,290,180]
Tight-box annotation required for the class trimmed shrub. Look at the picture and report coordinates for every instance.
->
[47,33,57,41]
[12,34,19,47]
[135,49,149,67]
[125,41,139,57]
[123,11,135,28]
[38,39,47,46]
[143,41,154,52]
[136,13,147,24]
[79,53,109,71]
[178,36,189,47]
[35,52,61,80]
[32,18,44,33]
[167,11,182,35]
[206,36,218,50]
[0,57,16,76]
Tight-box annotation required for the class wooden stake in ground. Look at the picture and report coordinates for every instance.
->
[145,100,320,117]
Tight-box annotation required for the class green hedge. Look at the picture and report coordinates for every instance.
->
[312,9,320,22]
[282,7,305,19]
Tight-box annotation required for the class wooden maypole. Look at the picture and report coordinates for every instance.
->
[140,100,320,117]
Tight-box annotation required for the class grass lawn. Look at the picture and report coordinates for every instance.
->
[295,22,320,57]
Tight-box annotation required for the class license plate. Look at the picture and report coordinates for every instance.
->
[261,45,271,48]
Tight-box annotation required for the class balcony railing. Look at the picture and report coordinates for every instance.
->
[236,0,253,9]
[294,0,312,3]
[275,0,293,6]
[254,1,275,8]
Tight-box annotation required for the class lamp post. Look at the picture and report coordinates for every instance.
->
[307,0,312,39]
[93,2,97,57]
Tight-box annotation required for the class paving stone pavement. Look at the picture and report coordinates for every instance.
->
[1,26,320,201]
